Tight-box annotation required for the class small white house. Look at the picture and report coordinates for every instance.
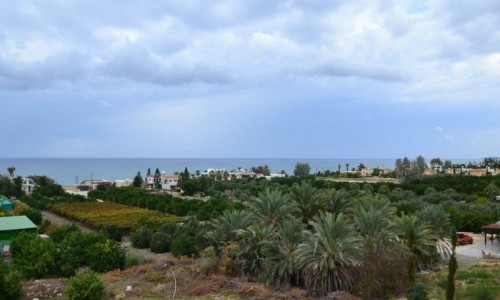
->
[22,178,37,193]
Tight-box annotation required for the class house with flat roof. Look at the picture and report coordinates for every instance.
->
[0,216,38,247]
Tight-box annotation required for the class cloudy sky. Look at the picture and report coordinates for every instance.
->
[1,0,499,159]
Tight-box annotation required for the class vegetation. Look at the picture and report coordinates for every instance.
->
[88,186,242,220]
[66,271,107,300]
[49,201,185,230]
[10,227,125,279]
[0,257,22,300]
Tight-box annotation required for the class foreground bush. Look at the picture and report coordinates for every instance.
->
[0,257,22,300]
[66,271,106,300]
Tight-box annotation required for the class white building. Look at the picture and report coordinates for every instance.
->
[21,178,37,193]
[146,174,179,191]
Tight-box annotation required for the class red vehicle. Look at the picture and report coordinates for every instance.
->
[457,232,473,245]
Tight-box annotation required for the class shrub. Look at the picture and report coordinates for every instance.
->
[0,257,22,300]
[131,226,153,248]
[171,231,197,257]
[86,239,126,273]
[20,207,42,225]
[48,224,81,243]
[407,282,430,300]
[100,225,122,242]
[150,231,171,253]
[66,271,106,300]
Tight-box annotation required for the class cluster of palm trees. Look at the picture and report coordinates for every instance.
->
[206,181,452,297]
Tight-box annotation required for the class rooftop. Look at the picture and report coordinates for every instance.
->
[0,216,37,231]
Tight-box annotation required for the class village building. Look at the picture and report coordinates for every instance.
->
[21,177,37,193]
[145,174,180,191]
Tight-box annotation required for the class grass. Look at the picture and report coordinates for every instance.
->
[430,262,500,299]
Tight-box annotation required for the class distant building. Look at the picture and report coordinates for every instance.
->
[77,179,112,191]
[469,168,487,177]
[145,174,179,191]
[22,177,37,194]
[114,179,133,187]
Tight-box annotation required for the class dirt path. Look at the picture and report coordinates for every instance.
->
[42,210,95,232]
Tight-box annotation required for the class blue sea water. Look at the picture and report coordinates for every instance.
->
[0,158,478,186]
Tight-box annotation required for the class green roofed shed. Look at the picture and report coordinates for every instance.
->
[0,216,37,246]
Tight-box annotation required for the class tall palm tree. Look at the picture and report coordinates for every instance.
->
[289,181,324,224]
[394,213,436,284]
[7,166,15,178]
[261,218,306,287]
[417,205,452,256]
[294,212,362,295]
[353,195,396,254]
[248,188,297,225]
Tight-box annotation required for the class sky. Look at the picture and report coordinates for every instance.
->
[1,0,499,159]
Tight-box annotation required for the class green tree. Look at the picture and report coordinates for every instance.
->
[154,168,161,189]
[66,271,106,300]
[248,188,297,225]
[293,162,311,177]
[0,257,22,300]
[261,218,305,287]
[100,225,122,242]
[294,212,361,295]
[20,207,43,225]
[394,214,435,285]
[235,223,277,276]
[290,181,324,224]
[353,195,396,254]
[132,171,143,187]
[7,166,15,178]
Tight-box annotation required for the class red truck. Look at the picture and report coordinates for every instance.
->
[457,232,473,245]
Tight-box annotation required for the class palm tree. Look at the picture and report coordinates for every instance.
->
[248,188,297,225]
[7,166,15,178]
[417,205,452,257]
[289,181,324,224]
[353,195,396,254]
[261,218,306,287]
[294,212,362,295]
[206,210,252,248]
[235,224,277,276]
[324,189,352,216]
[346,163,349,173]
[394,213,436,285]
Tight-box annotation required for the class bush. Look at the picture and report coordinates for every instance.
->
[131,226,153,248]
[20,207,42,225]
[171,231,197,257]
[66,271,106,300]
[100,225,122,242]
[86,239,126,273]
[0,257,22,300]
[407,282,430,300]
[150,231,171,253]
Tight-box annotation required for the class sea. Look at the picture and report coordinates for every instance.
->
[0,158,479,186]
